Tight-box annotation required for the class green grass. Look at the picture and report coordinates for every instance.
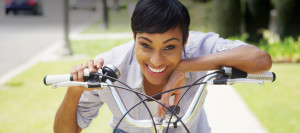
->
[0,60,113,133]
[234,63,300,133]
[71,39,132,58]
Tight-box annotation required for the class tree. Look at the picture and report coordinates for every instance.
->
[212,0,242,38]
[102,0,108,29]
[113,0,120,11]
[245,0,271,42]
[63,0,72,55]
[274,0,300,39]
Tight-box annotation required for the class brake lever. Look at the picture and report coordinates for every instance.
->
[52,81,88,89]
[52,81,107,89]
[226,79,264,85]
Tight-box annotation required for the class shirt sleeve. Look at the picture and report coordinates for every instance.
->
[77,90,104,129]
[211,37,248,54]
[185,31,248,58]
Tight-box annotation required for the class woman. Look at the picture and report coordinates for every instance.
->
[54,0,272,133]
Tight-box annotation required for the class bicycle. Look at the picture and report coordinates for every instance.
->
[44,64,276,133]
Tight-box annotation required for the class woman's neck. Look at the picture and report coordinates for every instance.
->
[143,77,166,101]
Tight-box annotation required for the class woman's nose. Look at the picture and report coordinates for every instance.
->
[150,52,164,67]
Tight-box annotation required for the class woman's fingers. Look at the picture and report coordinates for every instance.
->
[77,64,86,82]
[69,59,106,91]
[156,69,185,118]
[71,65,78,81]
[95,58,104,69]
[157,92,171,117]
[87,59,95,73]
[173,78,185,106]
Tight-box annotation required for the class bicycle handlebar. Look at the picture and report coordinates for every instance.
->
[44,64,120,87]
[43,65,276,132]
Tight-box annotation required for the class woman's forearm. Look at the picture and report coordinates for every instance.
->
[54,87,84,133]
[179,45,272,73]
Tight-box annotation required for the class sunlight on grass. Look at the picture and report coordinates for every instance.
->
[234,63,300,133]
[71,39,132,58]
[0,60,112,133]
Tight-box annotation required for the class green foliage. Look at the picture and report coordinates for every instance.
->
[259,37,300,62]
[228,31,300,63]
[234,63,300,133]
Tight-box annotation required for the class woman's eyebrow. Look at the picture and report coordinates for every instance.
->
[138,36,152,43]
[163,38,179,44]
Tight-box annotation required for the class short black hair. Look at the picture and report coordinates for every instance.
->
[131,0,190,44]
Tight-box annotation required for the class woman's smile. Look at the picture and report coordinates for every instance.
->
[145,64,169,76]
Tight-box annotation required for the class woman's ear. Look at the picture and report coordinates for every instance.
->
[184,33,189,47]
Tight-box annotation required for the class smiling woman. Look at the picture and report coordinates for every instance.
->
[53,0,272,133]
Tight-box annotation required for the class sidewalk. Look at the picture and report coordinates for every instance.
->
[204,85,268,133]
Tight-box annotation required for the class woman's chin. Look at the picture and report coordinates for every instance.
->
[146,77,165,85]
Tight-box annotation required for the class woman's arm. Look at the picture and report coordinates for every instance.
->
[53,87,83,133]
[179,45,272,73]
[157,45,272,116]
[53,59,104,133]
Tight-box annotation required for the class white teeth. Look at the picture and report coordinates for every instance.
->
[148,65,166,73]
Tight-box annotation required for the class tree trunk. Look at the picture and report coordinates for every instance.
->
[212,0,242,38]
[274,0,300,39]
[63,0,72,55]
[113,0,120,11]
[245,0,271,42]
[103,0,108,29]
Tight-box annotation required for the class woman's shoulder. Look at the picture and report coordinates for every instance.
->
[184,31,220,58]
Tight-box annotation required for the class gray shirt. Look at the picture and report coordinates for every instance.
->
[77,31,247,133]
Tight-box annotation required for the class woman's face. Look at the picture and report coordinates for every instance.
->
[134,26,185,85]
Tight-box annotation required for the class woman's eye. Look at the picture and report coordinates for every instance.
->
[141,43,151,49]
[164,45,176,50]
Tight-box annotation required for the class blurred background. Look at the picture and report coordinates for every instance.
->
[0,0,299,133]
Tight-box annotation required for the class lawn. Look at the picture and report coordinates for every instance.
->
[71,38,132,58]
[0,38,130,133]
[234,63,300,133]
[0,60,113,133]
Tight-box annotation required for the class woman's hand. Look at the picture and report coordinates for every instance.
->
[156,68,185,117]
[70,58,104,91]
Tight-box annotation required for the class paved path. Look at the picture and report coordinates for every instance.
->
[204,85,268,133]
